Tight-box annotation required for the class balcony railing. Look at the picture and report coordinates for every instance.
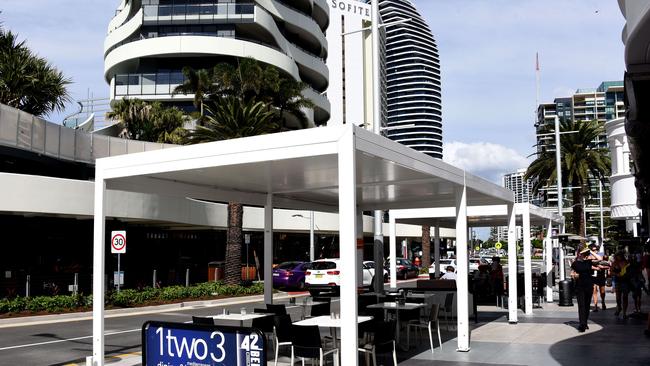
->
[115,72,186,97]
[142,3,254,22]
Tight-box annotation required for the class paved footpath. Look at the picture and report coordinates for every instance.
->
[4,284,648,365]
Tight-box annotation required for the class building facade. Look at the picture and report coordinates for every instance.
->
[503,168,535,204]
[379,0,443,159]
[534,81,623,234]
[104,0,331,126]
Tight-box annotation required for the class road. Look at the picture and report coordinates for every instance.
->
[0,279,421,365]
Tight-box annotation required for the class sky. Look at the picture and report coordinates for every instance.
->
[0,0,627,184]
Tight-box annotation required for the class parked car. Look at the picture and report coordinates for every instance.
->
[305,259,380,296]
[384,258,419,280]
[428,258,457,276]
[469,257,489,272]
[272,261,311,290]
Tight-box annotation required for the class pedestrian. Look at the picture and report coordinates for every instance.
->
[441,265,457,280]
[629,254,645,314]
[611,252,631,319]
[590,244,607,312]
[571,245,599,332]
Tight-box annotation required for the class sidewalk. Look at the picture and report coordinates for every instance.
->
[62,288,650,365]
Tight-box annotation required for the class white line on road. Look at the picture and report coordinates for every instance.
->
[0,328,139,352]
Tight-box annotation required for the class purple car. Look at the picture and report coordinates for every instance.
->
[272,261,311,290]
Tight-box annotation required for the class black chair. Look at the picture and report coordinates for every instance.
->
[310,302,331,317]
[440,293,455,330]
[252,315,275,354]
[291,325,339,366]
[407,303,442,353]
[358,320,397,365]
[266,303,287,315]
[254,308,273,313]
[313,296,332,304]
[192,316,214,325]
[272,314,293,366]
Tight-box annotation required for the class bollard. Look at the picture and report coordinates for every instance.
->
[153,269,157,288]
[26,275,31,298]
[185,268,190,287]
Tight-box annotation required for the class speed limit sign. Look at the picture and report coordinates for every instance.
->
[111,231,127,254]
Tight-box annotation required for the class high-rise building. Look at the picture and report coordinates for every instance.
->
[104,0,331,127]
[503,169,535,204]
[379,0,443,159]
[534,81,623,231]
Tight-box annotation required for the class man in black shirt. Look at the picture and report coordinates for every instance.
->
[571,246,600,332]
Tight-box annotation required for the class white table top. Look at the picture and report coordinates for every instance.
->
[293,315,373,327]
[406,293,436,299]
[212,312,272,322]
[366,302,424,311]
[290,300,327,307]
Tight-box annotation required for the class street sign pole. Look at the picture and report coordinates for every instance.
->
[117,253,121,293]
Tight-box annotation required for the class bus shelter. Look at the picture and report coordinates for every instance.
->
[90,125,514,365]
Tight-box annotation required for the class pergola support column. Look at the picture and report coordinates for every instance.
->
[434,225,441,278]
[507,203,518,323]
[455,183,470,352]
[545,219,553,302]
[522,205,533,315]
[338,129,359,365]
[389,213,397,288]
[92,174,106,366]
[264,194,273,305]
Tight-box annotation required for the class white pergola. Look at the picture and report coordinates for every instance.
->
[389,204,563,331]
[91,125,513,365]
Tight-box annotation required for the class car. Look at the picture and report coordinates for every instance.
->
[384,258,419,280]
[272,261,311,290]
[305,259,380,296]
[429,258,457,276]
[469,258,489,272]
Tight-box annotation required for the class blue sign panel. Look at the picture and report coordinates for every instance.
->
[142,321,266,366]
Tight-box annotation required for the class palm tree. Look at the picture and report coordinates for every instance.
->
[173,67,213,122]
[421,225,431,268]
[0,28,70,116]
[107,98,187,144]
[185,97,277,285]
[525,119,611,236]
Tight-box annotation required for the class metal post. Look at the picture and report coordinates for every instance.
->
[309,211,315,262]
[371,0,385,296]
[554,116,566,282]
[545,220,553,302]
[92,174,106,366]
[599,180,604,250]
[389,214,397,289]
[506,203,518,323]
[185,268,190,287]
[153,269,157,288]
[264,194,273,305]
[522,205,533,315]
[434,225,441,278]
[74,273,79,296]
[117,253,121,293]
[26,275,30,298]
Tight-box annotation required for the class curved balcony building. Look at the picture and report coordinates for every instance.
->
[104,0,330,126]
[379,0,442,158]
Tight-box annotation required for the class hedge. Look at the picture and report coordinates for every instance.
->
[0,281,264,315]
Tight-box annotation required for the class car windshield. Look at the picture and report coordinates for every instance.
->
[276,262,299,270]
[311,261,337,270]
[364,262,375,268]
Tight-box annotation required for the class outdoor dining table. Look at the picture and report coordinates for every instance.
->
[293,315,373,348]
[211,312,272,327]
[366,302,424,348]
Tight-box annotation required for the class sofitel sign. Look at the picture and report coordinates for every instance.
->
[331,0,371,18]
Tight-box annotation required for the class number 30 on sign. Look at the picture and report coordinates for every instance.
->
[111,230,126,254]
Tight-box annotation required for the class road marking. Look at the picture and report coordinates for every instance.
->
[0,328,139,351]
[63,351,142,366]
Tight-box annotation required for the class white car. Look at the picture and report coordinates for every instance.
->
[469,257,489,272]
[305,259,385,296]
[429,259,457,276]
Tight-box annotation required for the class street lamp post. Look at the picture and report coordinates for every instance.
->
[292,213,315,261]
[553,115,567,281]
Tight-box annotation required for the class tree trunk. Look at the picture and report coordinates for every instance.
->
[571,187,586,238]
[224,202,243,285]
[421,225,431,268]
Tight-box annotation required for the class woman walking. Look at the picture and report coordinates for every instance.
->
[611,252,631,319]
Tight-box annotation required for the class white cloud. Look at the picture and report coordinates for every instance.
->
[443,141,530,184]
